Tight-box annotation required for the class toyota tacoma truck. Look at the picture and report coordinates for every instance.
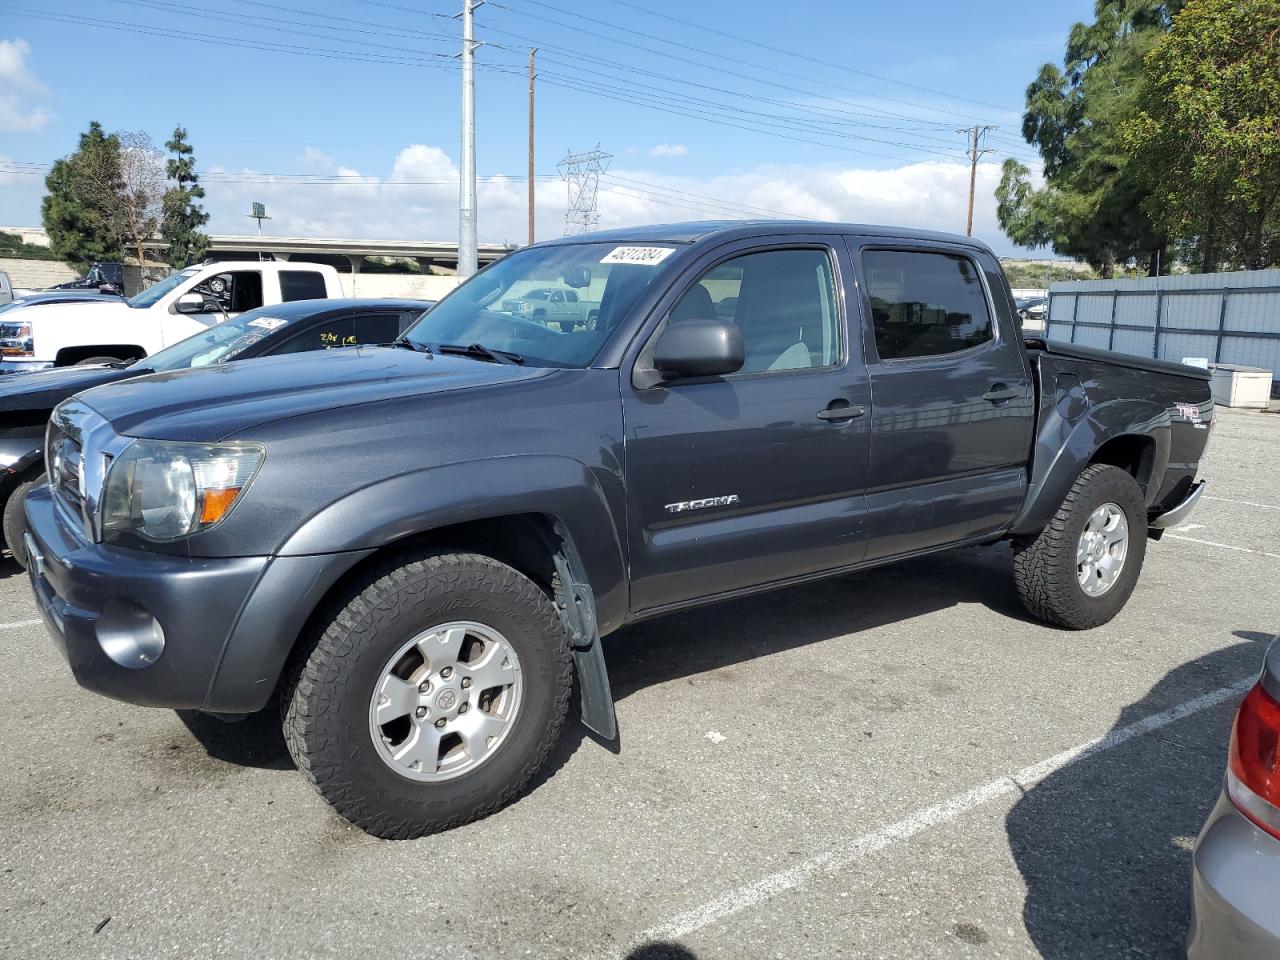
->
[23,222,1212,839]
[0,260,342,373]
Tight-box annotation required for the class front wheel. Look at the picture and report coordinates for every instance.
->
[281,551,572,839]
[1013,464,1147,629]
[3,474,44,569]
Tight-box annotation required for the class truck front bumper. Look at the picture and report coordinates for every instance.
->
[23,485,371,714]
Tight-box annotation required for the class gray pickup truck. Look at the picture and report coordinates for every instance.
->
[23,221,1212,839]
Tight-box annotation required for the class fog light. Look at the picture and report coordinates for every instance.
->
[96,599,165,668]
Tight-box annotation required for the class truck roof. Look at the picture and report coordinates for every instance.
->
[196,259,341,274]
[538,220,996,254]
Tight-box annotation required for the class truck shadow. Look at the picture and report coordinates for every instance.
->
[177,544,1029,778]
[1005,630,1271,959]
[602,542,1030,703]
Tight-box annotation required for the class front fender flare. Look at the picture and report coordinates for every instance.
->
[1011,398,1170,536]
[277,454,629,634]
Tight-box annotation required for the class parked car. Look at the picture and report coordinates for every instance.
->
[49,261,124,294]
[0,260,343,374]
[24,221,1212,839]
[1187,639,1280,959]
[501,286,599,331]
[1017,296,1049,323]
[1,298,430,566]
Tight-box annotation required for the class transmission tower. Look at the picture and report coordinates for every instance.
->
[558,146,611,236]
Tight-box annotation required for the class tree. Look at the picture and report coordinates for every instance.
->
[161,126,209,267]
[998,2,1182,276]
[1124,0,1280,270]
[115,131,167,275]
[40,121,124,268]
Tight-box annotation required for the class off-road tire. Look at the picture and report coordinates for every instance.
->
[1013,464,1147,630]
[3,475,42,569]
[280,551,572,839]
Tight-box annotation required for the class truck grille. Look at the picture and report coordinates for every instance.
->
[47,422,86,512]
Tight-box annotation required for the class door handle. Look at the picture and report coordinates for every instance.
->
[983,384,1020,403]
[817,402,866,422]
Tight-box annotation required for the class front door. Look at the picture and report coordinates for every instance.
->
[622,240,872,613]
[850,241,1035,561]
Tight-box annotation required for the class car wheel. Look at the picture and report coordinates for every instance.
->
[1013,464,1147,629]
[3,474,43,570]
[281,550,572,839]
[73,356,122,366]
[532,309,547,323]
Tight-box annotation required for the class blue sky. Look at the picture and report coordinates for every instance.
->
[0,0,1093,255]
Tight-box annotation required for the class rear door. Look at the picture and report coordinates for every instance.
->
[622,237,872,612]
[848,239,1034,561]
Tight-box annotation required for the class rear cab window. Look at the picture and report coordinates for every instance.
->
[861,249,994,361]
[280,270,329,302]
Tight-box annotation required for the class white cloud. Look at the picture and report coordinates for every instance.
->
[191,144,1016,253]
[648,143,688,158]
[0,39,52,133]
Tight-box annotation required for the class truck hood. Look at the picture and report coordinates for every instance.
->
[77,346,551,441]
[18,297,134,323]
[0,364,137,412]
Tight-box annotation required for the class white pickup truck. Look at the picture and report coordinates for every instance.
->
[0,260,343,373]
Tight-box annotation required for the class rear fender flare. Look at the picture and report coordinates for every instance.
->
[1011,398,1170,536]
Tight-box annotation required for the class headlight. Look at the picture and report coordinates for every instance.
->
[0,321,33,357]
[100,439,265,542]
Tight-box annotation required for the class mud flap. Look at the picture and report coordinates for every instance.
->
[551,524,618,742]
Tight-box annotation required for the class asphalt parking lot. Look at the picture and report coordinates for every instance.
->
[1,407,1277,960]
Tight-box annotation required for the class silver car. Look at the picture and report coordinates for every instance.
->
[1188,639,1280,958]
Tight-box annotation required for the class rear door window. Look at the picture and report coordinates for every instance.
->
[353,312,402,344]
[862,250,993,360]
[279,270,329,302]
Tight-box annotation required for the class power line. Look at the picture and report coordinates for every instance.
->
[483,0,1012,127]
[597,0,1022,114]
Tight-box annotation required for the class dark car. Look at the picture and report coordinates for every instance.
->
[23,221,1212,839]
[1,298,430,564]
[49,261,124,294]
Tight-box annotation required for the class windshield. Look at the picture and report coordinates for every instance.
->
[136,306,299,371]
[402,242,678,368]
[128,267,200,308]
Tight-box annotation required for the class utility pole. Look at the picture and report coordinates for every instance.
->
[457,0,480,278]
[527,48,537,247]
[957,125,997,237]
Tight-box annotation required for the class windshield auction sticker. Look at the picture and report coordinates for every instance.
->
[248,317,288,330]
[600,246,676,266]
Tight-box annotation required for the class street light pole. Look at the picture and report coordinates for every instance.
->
[458,0,479,279]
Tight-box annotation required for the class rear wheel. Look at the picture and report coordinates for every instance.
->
[73,356,123,366]
[281,551,572,839]
[1013,464,1147,629]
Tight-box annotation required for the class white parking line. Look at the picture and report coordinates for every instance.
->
[0,619,41,631]
[610,676,1254,954]
[1164,533,1280,560]
[1203,495,1280,511]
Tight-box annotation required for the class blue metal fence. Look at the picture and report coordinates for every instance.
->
[1045,269,1280,380]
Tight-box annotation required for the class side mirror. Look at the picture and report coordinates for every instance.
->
[652,319,744,381]
[174,292,213,314]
